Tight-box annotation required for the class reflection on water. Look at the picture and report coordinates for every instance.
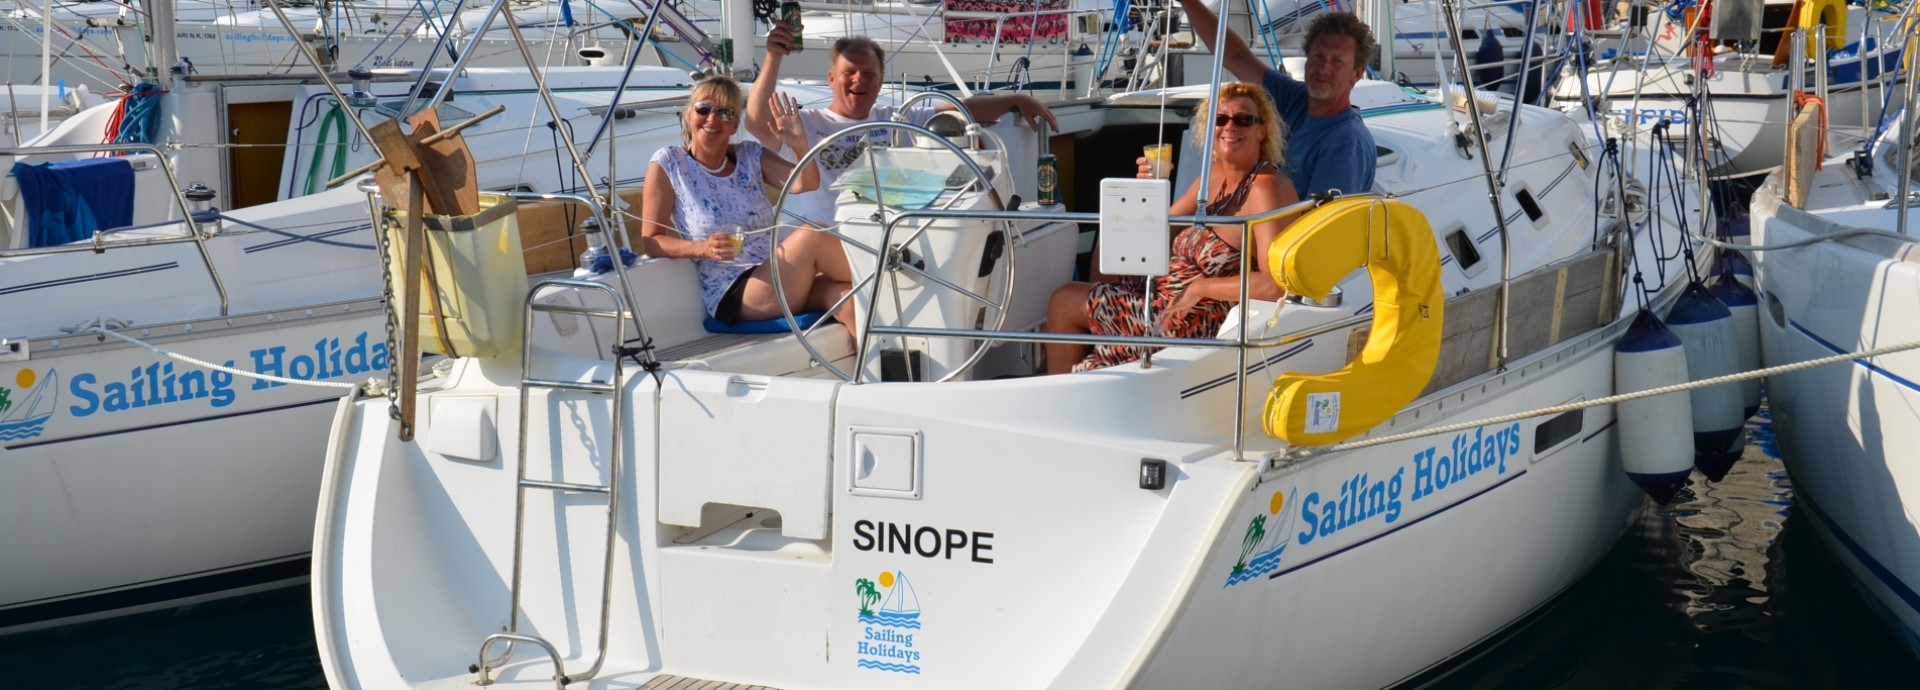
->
[0,586,324,690]
[1431,406,1920,689]
[3,407,1916,689]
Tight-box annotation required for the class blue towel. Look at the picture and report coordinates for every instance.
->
[14,158,136,248]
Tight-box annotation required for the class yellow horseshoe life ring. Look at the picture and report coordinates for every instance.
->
[1263,197,1445,445]
[1774,0,1847,64]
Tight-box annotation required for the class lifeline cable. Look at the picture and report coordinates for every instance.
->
[1279,333,1920,461]
[89,326,358,389]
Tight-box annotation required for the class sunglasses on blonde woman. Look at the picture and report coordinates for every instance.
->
[1214,114,1262,128]
[692,101,737,121]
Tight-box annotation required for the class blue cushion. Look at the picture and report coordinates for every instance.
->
[704,311,827,334]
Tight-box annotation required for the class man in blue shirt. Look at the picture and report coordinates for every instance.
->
[1162,2,1377,198]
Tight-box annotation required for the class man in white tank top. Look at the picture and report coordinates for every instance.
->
[744,27,1060,226]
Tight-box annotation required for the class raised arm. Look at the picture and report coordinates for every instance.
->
[759,93,820,195]
[1176,0,1275,85]
[961,92,1061,132]
[744,24,797,148]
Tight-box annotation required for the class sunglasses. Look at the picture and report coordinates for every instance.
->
[692,101,737,122]
[1214,113,1262,128]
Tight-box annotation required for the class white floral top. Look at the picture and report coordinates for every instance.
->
[652,140,776,317]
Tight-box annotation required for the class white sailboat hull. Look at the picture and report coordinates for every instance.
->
[0,64,712,634]
[313,85,1696,688]
[1749,178,1920,657]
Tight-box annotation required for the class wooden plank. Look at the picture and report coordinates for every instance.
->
[368,118,422,216]
[640,675,782,690]
[1423,286,1500,395]
[514,188,647,275]
[407,109,481,216]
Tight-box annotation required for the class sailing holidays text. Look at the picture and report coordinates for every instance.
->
[1228,423,1526,586]
[68,332,388,418]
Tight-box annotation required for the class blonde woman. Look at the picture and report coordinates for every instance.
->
[641,75,857,329]
[1043,82,1299,373]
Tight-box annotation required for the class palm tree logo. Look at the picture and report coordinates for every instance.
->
[855,577,881,617]
[1233,514,1266,575]
[0,386,11,416]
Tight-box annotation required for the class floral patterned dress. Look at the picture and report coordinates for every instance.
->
[1074,161,1272,372]
[651,140,775,317]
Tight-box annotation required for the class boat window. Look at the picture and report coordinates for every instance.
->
[1568,141,1589,170]
[373,98,480,128]
[1533,409,1583,454]
[1375,145,1400,167]
[1443,226,1484,277]
[1514,186,1546,226]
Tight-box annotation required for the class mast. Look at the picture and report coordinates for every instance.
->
[140,0,180,89]
[38,0,49,135]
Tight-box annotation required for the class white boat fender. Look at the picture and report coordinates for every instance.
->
[1615,308,1695,504]
[1708,270,1762,420]
[1713,249,1755,292]
[1667,282,1746,481]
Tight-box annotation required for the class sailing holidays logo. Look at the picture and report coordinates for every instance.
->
[854,570,923,675]
[1224,423,1525,589]
[0,367,58,441]
[1226,489,1296,586]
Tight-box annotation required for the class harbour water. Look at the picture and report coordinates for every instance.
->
[3,406,1915,689]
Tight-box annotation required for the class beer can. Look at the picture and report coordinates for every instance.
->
[782,1,805,52]
[1037,153,1059,206]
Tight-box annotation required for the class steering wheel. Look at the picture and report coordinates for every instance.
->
[769,120,1016,382]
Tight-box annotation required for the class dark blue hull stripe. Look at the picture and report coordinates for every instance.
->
[1270,468,1528,580]
[1777,318,1920,621]
[1180,340,1313,399]
[0,555,308,631]
[0,262,178,297]
[4,396,339,450]
[1799,494,1920,620]
[1788,318,1920,393]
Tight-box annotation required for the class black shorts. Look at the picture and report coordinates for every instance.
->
[713,269,756,325]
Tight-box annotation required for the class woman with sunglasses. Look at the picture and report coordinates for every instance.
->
[1042,82,1299,374]
[642,76,860,332]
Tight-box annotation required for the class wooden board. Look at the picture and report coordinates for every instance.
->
[370,109,481,217]
[513,188,647,274]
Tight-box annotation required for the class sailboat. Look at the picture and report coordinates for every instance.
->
[307,1,1720,684]
[0,0,651,92]
[1550,0,1907,176]
[0,0,797,634]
